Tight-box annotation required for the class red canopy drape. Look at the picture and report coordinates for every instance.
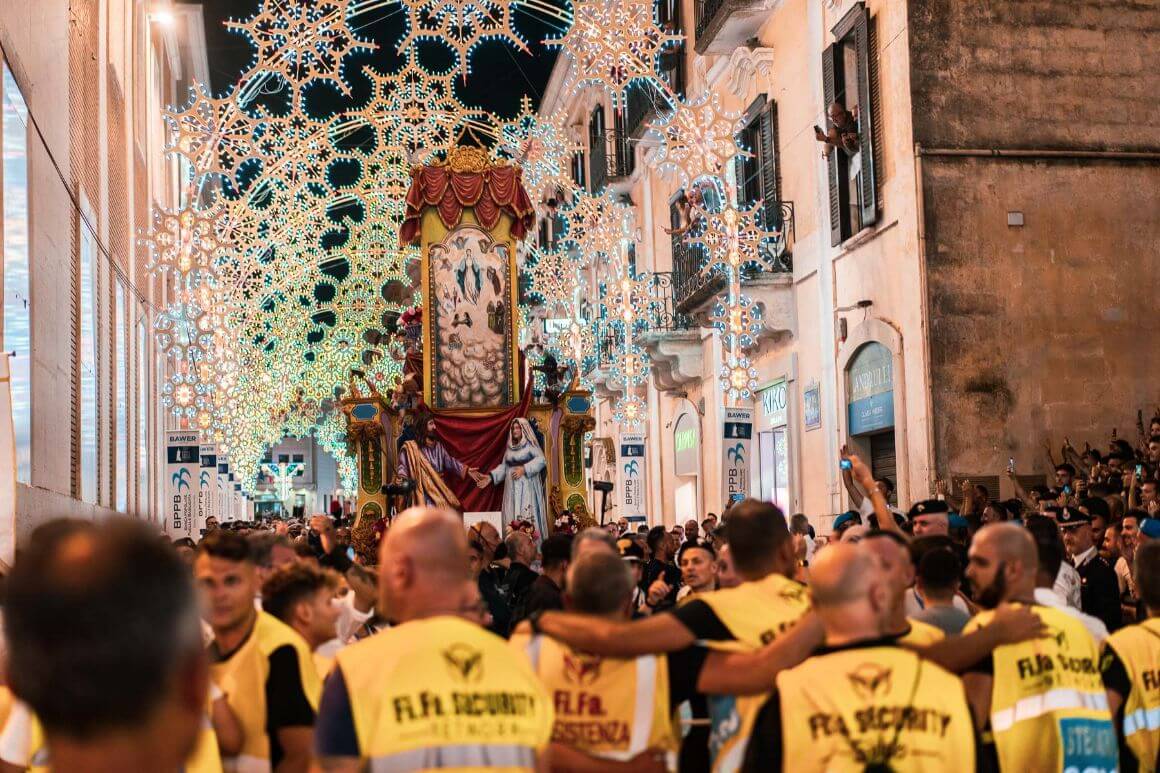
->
[399,164,535,246]
[431,381,533,513]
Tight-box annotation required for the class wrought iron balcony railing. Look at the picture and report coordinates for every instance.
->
[588,129,635,192]
[672,201,795,314]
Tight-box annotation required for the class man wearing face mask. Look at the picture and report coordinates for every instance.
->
[960,523,1117,773]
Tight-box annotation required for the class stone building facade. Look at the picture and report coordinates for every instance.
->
[537,0,1160,529]
[0,0,208,543]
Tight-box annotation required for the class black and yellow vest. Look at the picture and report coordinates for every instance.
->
[511,631,677,762]
[896,617,945,648]
[335,615,554,772]
[776,643,975,771]
[695,572,811,772]
[1105,617,1160,772]
[209,611,320,772]
[0,689,222,773]
[964,604,1117,773]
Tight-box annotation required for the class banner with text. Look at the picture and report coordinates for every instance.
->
[217,455,231,523]
[722,407,753,504]
[165,431,201,540]
[199,444,218,531]
[618,433,647,522]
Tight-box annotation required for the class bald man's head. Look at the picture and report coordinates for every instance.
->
[811,544,872,606]
[966,523,1038,608]
[809,543,891,638]
[379,507,469,621]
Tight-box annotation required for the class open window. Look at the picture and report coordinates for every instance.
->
[822,2,879,246]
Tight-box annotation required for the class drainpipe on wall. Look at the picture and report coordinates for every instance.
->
[913,144,937,497]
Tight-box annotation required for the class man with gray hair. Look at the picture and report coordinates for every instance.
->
[570,526,617,559]
[514,550,699,770]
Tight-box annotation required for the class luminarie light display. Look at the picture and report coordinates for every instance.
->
[145,0,782,487]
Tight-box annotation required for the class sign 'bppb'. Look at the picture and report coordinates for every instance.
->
[199,444,218,533]
[165,431,201,540]
[722,407,753,504]
[619,433,647,522]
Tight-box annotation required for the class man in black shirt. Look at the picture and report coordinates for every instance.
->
[468,522,510,635]
[197,531,317,771]
[643,525,681,611]
[519,534,571,621]
[501,530,540,632]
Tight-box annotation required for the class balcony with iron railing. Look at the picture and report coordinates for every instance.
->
[671,201,795,315]
[693,0,783,54]
[587,129,635,193]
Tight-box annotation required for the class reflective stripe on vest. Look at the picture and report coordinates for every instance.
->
[368,743,536,771]
[990,688,1110,732]
[525,634,543,670]
[1125,705,1160,738]
[627,655,657,757]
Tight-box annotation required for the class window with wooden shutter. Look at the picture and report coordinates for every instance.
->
[825,1,880,245]
[758,100,781,234]
[852,7,877,227]
[822,45,843,247]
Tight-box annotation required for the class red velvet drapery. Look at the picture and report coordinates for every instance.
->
[431,382,533,513]
[399,164,535,246]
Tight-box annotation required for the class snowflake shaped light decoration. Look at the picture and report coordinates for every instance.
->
[164,85,257,185]
[607,343,651,387]
[709,296,764,351]
[365,54,473,161]
[395,0,528,73]
[686,199,771,278]
[647,92,745,185]
[526,244,583,312]
[720,353,760,400]
[142,203,223,278]
[547,0,682,109]
[613,393,648,430]
[226,0,376,95]
[497,96,581,203]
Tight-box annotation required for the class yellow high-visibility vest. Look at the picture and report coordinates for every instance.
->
[896,618,945,648]
[209,611,320,772]
[1104,617,1160,772]
[511,632,677,761]
[694,572,811,772]
[964,604,1117,773]
[776,643,975,771]
[335,615,553,772]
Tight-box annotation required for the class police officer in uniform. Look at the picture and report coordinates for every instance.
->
[742,543,976,772]
[962,523,1118,772]
[1102,539,1160,772]
[1060,506,1123,633]
[315,507,554,771]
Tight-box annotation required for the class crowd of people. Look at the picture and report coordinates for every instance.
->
[0,437,1156,772]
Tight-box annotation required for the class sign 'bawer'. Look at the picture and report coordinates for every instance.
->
[619,432,646,523]
[722,407,753,504]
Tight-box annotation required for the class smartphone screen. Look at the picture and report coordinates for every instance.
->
[839,459,852,470]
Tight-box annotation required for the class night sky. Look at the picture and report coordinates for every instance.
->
[190,0,562,119]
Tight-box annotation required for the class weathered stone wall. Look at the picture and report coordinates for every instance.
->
[923,159,1160,480]
[908,0,1160,485]
[908,0,1160,151]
